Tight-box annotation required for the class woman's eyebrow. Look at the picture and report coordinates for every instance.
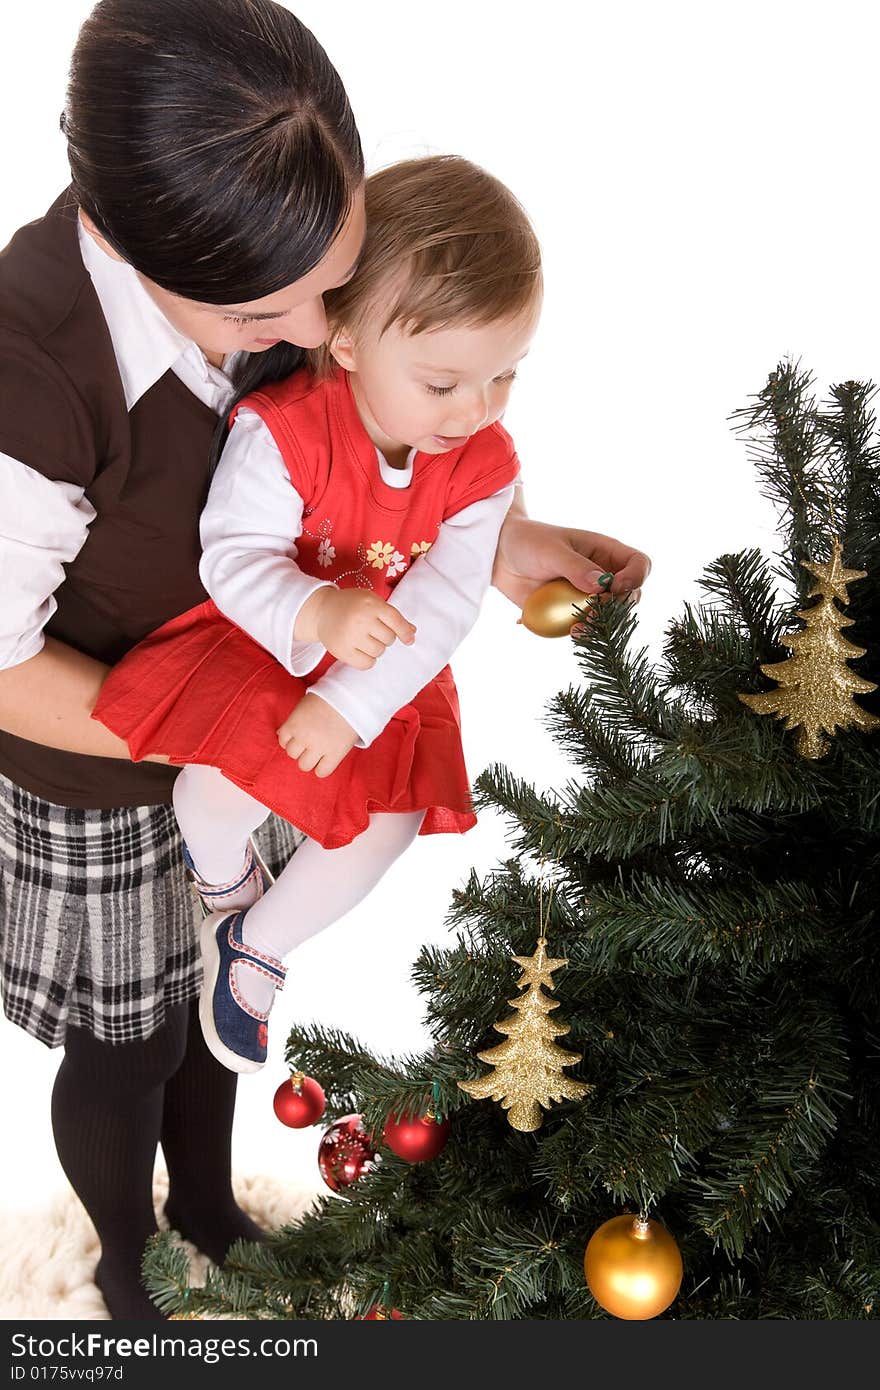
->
[212,306,290,321]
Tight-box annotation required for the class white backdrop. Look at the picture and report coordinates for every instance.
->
[2,0,878,1219]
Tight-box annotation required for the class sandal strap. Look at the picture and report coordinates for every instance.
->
[231,951,286,992]
[183,841,261,898]
[226,915,286,989]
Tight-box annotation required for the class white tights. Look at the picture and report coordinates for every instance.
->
[173,764,425,1011]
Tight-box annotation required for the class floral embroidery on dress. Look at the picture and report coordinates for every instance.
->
[331,541,377,589]
[366,540,395,570]
[301,517,429,589]
[365,540,409,579]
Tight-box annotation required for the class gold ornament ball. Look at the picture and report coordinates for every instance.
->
[584,1215,683,1320]
[519,578,596,637]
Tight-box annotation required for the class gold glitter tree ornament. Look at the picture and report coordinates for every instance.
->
[739,538,880,758]
[458,935,592,1131]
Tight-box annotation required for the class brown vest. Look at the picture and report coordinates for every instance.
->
[0,191,218,807]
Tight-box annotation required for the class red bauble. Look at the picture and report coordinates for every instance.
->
[360,1307,404,1320]
[383,1108,451,1163]
[317,1113,378,1193]
[273,1073,326,1129]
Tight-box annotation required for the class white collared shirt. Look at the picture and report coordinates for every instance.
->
[0,220,518,747]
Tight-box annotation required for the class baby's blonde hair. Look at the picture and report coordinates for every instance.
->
[308,154,542,375]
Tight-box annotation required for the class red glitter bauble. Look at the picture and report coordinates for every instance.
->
[383,1108,451,1163]
[273,1073,326,1129]
[317,1113,378,1192]
[361,1307,404,1320]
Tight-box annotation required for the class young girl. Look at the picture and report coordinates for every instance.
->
[92,154,543,1073]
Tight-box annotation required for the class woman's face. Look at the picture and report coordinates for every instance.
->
[81,187,366,358]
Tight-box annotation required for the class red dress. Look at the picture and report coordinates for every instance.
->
[92,369,521,849]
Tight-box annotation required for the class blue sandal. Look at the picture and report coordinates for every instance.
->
[198,908,286,1073]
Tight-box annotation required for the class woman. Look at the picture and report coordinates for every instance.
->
[0,0,649,1319]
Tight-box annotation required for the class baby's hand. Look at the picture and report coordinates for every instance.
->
[295,586,416,668]
[277,692,359,778]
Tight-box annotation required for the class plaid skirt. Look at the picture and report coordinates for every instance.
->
[0,771,303,1048]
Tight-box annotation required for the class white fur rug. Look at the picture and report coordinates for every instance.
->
[0,1171,319,1319]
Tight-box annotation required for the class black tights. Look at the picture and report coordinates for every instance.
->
[51,1000,264,1320]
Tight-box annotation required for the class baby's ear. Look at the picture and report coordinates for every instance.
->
[328,328,358,372]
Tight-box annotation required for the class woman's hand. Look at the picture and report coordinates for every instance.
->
[277,692,359,778]
[492,495,651,610]
[295,585,416,668]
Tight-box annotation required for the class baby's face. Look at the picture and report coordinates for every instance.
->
[336,301,540,461]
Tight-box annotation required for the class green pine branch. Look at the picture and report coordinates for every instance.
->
[569,597,685,746]
[578,875,827,971]
[545,684,649,782]
[816,379,880,570]
[730,360,829,600]
[694,548,783,646]
[690,1004,849,1257]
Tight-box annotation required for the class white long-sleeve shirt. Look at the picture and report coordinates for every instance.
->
[0,216,521,745]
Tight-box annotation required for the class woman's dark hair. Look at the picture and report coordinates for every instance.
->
[64,0,364,444]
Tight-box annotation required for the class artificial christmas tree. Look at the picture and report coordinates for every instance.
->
[144,363,880,1319]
